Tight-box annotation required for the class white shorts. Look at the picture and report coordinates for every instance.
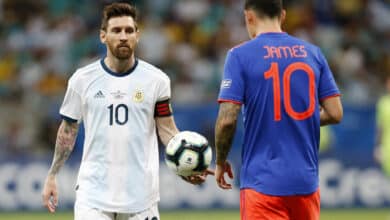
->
[74,202,160,220]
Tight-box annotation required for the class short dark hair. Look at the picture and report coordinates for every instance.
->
[244,0,283,18]
[101,2,138,31]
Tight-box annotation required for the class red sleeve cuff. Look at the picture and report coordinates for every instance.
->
[320,94,341,102]
[217,99,242,105]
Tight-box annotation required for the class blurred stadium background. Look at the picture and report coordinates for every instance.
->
[0,0,389,219]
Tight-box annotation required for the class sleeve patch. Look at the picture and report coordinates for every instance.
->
[221,79,232,89]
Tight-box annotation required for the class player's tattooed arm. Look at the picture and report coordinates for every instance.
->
[156,116,179,146]
[48,120,79,176]
[215,102,241,165]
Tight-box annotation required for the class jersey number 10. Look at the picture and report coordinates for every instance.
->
[265,62,315,121]
[108,104,129,125]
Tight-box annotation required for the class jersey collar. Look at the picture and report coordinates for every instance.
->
[100,58,139,77]
[257,32,287,38]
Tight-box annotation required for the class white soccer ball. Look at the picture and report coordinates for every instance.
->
[165,131,212,177]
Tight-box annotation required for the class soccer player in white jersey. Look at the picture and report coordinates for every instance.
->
[41,3,213,220]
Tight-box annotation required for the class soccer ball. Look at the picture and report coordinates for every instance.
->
[165,131,212,177]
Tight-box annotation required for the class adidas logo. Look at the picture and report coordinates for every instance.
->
[94,90,105,98]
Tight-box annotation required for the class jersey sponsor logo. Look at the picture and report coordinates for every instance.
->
[133,89,144,103]
[221,79,232,89]
[94,90,105,98]
[111,90,127,99]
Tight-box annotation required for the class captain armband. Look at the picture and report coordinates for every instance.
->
[154,99,173,117]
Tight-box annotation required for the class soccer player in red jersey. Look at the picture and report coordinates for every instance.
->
[214,0,343,219]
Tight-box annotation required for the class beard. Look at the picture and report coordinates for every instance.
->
[108,43,133,60]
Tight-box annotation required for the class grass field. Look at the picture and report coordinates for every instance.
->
[0,209,389,220]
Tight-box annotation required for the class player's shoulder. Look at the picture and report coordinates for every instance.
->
[69,59,102,83]
[282,34,326,64]
[287,34,321,52]
[137,59,170,82]
[228,40,252,54]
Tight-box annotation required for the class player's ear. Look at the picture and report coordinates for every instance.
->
[100,29,106,44]
[135,29,140,44]
[244,10,257,38]
[280,9,286,26]
[244,10,254,26]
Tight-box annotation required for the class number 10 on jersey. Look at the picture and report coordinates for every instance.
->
[108,104,129,125]
[264,62,315,121]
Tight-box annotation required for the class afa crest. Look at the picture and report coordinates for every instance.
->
[133,89,144,103]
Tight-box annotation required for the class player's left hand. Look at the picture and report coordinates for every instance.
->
[42,175,58,213]
[180,169,215,185]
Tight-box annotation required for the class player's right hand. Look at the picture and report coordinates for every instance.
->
[42,175,58,213]
[215,161,234,190]
[180,169,215,185]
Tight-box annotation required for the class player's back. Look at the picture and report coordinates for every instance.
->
[220,32,340,196]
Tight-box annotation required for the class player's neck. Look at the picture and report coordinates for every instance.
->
[104,54,136,74]
[252,20,283,38]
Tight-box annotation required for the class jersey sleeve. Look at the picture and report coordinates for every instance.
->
[59,74,83,123]
[218,49,244,104]
[156,73,171,101]
[317,48,341,101]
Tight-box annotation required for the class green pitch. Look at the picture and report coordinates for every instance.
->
[0,209,388,220]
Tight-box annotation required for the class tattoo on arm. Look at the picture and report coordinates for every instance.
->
[215,103,241,165]
[48,120,79,176]
[156,116,179,146]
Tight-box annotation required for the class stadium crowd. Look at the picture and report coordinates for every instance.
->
[0,0,389,158]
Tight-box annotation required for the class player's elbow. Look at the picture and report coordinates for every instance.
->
[328,107,343,124]
[218,117,237,130]
[330,113,342,124]
[321,96,343,125]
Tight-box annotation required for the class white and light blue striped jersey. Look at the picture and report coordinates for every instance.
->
[60,58,170,213]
